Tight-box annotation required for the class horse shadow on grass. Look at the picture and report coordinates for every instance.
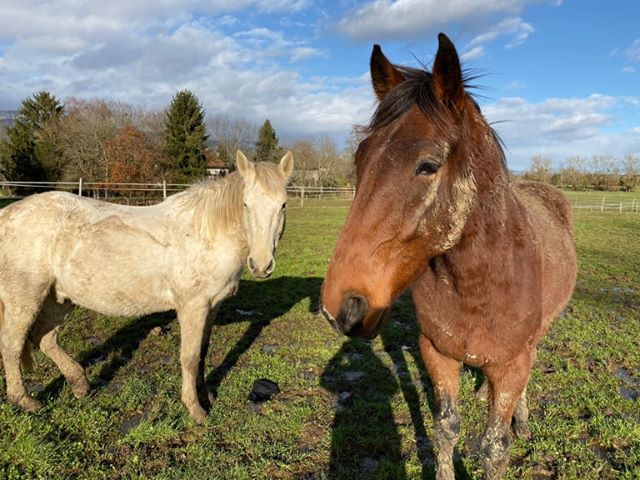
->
[321,293,473,480]
[37,276,323,403]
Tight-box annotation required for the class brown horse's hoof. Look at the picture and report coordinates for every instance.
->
[10,394,43,413]
[513,421,532,440]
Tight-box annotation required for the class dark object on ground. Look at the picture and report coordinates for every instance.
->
[249,379,280,402]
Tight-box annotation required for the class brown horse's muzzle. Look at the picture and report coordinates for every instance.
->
[320,286,390,340]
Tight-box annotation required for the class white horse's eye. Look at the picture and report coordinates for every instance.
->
[281,203,286,211]
[243,202,248,208]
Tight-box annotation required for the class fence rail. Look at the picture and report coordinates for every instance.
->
[0,180,638,211]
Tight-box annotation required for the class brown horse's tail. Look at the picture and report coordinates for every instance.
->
[0,297,36,372]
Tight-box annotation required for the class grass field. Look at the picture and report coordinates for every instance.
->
[1,199,639,479]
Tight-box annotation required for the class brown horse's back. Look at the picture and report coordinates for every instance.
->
[512,180,577,328]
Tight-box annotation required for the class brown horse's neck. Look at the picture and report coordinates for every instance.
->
[444,125,519,278]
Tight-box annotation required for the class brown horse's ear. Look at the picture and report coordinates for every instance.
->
[370,44,405,101]
[432,33,464,107]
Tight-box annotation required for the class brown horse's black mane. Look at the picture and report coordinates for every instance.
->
[367,64,508,172]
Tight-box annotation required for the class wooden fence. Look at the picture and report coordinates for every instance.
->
[0,180,638,212]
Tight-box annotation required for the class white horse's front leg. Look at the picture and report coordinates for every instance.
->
[177,301,211,424]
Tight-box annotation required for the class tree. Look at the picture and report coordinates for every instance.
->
[56,99,122,183]
[105,124,161,198]
[526,156,553,184]
[255,119,280,163]
[621,154,640,192]
[0,91,65,186]
[208,113,257,169]
[163,90,208,181]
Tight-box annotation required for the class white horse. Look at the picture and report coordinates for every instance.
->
[0,150,294,423]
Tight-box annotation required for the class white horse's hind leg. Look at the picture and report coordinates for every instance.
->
[0,302,43,412]
[29,295,89,399]
[178,301,211,424]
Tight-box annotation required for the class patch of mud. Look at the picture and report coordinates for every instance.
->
[616,367,639,401]
[119,410,148,435]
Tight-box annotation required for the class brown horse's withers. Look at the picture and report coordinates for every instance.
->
[320,34,577,480]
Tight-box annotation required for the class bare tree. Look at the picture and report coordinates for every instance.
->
[316,135,339,186]
[622,154,640,192]
[526,155,553,184]
[288,139,319,186]
[207,113,257,168]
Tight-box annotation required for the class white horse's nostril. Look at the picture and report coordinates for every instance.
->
[248,257,257,272]
[265,259,275,275]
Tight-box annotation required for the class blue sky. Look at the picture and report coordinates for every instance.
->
[0,0,638,169]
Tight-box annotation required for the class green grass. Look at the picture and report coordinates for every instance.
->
[1,203,639,479]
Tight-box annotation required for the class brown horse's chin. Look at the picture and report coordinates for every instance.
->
[346,307,391,340]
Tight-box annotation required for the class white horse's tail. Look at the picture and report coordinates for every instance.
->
[0,297,35,372]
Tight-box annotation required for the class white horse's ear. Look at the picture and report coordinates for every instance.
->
[278,151,294,180]
[236,150,255,179]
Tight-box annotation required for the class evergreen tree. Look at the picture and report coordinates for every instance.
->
[163,90,208,181]
[255,119,280,162]
[0,91,64,186]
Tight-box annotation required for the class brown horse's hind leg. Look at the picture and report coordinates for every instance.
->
[480,352,533,480]
[419,335,461,480]
[0,303,42,412]
[479,380,530,439]
[512,386,531,439]
[29,295,89,399]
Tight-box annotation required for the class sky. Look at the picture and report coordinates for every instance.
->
[0,0,639,169]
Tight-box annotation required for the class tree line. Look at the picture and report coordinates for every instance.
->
[0,91,356,196]
[523,154,640,192]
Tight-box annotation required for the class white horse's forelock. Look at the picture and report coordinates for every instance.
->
[181,161,287,246]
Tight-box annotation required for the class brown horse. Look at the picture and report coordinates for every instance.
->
[320,34,577,479]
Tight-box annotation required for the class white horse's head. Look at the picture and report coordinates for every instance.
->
[236,150,294,278]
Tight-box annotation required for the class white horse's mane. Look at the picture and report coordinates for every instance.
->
[178,161,286,245]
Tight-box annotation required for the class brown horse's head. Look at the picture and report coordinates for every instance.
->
[321,33,503,339]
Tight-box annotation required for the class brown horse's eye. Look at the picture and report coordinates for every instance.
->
[416,160,440,176]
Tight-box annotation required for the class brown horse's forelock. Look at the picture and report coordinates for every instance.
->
[365,64,508,173]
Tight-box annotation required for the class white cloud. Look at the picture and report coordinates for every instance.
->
[622,66,636,74]
[624,39,640,63]
[290,47,325,62]
[460,46,485,61]
[505,80,527,90]
[461,17,533,59]
[482,94,640,168]
[337,0,551,41]
[0,5,373,142]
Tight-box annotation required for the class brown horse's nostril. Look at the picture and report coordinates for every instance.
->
[338,294,368,335]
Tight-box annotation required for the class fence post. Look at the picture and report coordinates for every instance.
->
[300,186,305,207]
[600,196,605,212]
[78,178,83,196]
[620,202,623,213]
[162,180,167,200]
[352,186,355,199]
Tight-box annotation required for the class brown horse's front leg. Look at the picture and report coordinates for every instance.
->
[480,351,534,480]
[419,334,461,480]
[178,301,211,424]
